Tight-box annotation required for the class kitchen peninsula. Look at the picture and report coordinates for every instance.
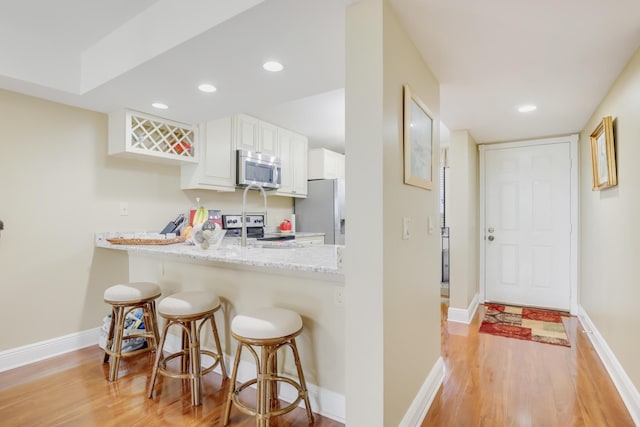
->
[95,233,346,421]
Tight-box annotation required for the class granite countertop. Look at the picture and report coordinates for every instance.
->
[95,232,343,280]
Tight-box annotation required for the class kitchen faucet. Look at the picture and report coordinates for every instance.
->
[241,183,267,247]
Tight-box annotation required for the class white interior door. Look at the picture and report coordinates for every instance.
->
[484,142,571,310]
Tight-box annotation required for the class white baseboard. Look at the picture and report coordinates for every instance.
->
[0,327,100,372]
[398,357,444,427]
[578,306,640,425]
[447,293,479,324]
[163,335,345,423]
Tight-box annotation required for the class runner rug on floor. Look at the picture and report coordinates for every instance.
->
[479,303,570,347]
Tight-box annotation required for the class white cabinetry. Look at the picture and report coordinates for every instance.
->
[108,110,198,164]
[181,114,309,194]
[308,148,345,180]
[276,129,308,198]
[235,114,279,156]
[180,117,236,191]
[295,234,325,244]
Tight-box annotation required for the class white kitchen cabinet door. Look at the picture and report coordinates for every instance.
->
[295,234,325,244]
[276,129,308,198]
[277,129,293,193]
[259,121,278,156]
[308,148,344,180]
[180,118,236,191]
[235,114,259,153]
[291,133,308,196]
[235,114,278,157]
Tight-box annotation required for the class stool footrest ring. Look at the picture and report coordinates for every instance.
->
[230,375,306,419]
[156,349,223,380]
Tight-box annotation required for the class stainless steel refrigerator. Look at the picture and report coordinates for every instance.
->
[294,178,345,244]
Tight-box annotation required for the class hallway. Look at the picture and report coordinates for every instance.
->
[422,300,634,426]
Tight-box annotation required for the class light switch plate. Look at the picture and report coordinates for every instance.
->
[402,217,411,240]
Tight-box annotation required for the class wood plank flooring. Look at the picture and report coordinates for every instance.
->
[422,300,635,426]
[0,302,634,426]
[0,346,343,426]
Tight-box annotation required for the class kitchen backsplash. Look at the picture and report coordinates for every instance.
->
[182,189,294,228]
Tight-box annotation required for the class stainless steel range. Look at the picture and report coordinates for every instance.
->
[222,214,265,238]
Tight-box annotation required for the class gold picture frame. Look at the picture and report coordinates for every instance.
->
[589,116,617,190]
[403,84,434,190]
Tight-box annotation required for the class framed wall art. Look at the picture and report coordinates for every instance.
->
[589,115,617,190]
[403,84,434,190]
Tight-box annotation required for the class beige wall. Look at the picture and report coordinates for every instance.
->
[128,254,345,395]
[579,46,640,391]
[346,1,442,425]
[0,89,292,351]
[449,130,479,310]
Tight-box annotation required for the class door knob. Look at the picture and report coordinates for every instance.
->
[487,227,494,233]
[487,235,495,241]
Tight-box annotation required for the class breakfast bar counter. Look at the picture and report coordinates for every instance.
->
[95,232,343,280]
[95,232,346,422]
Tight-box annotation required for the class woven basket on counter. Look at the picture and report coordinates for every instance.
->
[106,236,186,245]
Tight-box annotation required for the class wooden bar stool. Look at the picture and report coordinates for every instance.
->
[148,290,227,406]
[103,282,161,382]
[223,307,313,427]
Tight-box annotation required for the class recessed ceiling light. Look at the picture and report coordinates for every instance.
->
[152,102,169,110]
[263,61,284,72]
[518,104,537,113]
[198,83,217,93]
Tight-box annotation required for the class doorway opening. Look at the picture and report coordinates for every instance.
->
[440,159,450,297]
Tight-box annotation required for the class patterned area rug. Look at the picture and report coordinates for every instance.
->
[479,304,570,347]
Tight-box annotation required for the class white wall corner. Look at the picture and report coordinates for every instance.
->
[398,357,444,427]
[578,306,640,425]
[447,293,479,324]
[0,327,100,372]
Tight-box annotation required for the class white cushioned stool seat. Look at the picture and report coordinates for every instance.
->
[231,307,303,339]
[158,291,220,317]
[102,282,161,382]
[104,282,161,303]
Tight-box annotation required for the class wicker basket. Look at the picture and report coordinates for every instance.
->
[106,236,186,245]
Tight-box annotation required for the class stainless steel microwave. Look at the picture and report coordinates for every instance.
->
[236,149,282,189]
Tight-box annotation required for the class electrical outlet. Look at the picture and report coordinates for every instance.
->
[119,202,129,216]
[334,288,344,307]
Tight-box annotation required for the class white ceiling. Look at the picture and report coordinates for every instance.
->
[391,0,640,143]
[1,0,639,151]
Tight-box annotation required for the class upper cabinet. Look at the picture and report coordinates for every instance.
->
[108,110,198,164]
[181,117,236,191]
[308,148,345,180]
[181,114,308,195]
[276,129,308,198]
[235,114,279,156]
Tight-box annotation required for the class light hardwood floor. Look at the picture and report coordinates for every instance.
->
[422,299,635,426]
[0,346,342,426]
[0,303,634,426]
